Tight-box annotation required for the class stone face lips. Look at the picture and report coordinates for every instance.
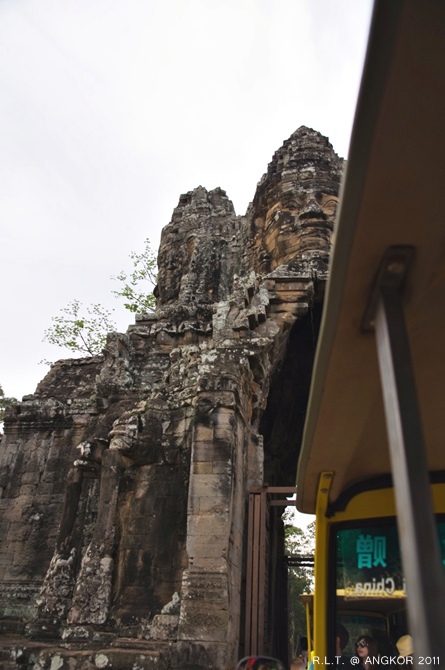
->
[0,126,342,669]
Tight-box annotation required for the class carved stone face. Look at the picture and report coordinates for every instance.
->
[252,126,343,274]
[260,184,338,271]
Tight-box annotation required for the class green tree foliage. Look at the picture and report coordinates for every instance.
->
[43,239,157,357]
[43,300,117,356]
[284,512,315,659]
[111,238,157,313]
[0,384,16,431]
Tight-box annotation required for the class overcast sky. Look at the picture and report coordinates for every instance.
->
[0,0,373,402]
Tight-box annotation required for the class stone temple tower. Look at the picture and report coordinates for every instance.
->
[0,127,343,669]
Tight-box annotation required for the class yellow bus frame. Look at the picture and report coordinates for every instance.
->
[310,476,445,660]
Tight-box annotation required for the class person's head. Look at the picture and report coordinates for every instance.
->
[336,623,349,653]
[290,658,305,670]
[355,635,379,662]
[396,634,413,659]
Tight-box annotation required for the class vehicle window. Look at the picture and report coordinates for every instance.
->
[336,522,405,597]
[332,519,445,659]
[336,520,445,598]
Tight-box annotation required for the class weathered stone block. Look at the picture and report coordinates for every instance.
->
[171,640,230,670]
[192,461,213,475]
[142,613,179,640]
[192,440,232,462]
[187,539,228,559]
[212,460,231,474]
[7,522,30,542]
[197,496,229,515]
[193,424,214,441]
[178,607,229,642]
[214,424,235,442]
[189,473,230,498]
[21,471,41,485]
[187,513,228,538]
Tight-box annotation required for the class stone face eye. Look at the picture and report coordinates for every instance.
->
[281,193,304,210]
[285,200,303,210]
[321,197,338,214]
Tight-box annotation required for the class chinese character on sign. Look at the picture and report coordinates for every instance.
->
[356,534,387,568]
[373,536,387,567]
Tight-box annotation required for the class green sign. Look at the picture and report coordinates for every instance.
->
[336,523,404,598]
[336,520,445,599]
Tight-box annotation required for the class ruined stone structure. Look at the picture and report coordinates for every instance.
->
[0,127,343,669]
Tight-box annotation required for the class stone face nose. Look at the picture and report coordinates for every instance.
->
[299,198,327,220]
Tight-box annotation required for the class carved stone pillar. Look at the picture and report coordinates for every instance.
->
[177,379,250,668]
[68,449,122,625]
[34,467,83,620]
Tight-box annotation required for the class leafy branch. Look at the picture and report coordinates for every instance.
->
[43,239,157,357]
[111,238,157,313]
[43,300,117,356]
[0,384,16,429]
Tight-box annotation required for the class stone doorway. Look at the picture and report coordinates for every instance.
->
[243,304,323,663]
[244,487,297,661]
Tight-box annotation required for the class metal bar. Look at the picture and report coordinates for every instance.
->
[305,599,312,661]
[375,283,445,660]
[245,493,255,655]
[250,486,297,494]
[313,472,333,661]
[362,245,415,331]
[257,493,266,654]
[286,554,315,567]
[251,494,261,654]
[258,492,268,653]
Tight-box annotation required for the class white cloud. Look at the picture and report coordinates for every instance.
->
[0,0,373,399]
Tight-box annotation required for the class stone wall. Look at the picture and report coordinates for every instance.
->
[0,127,343,669]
